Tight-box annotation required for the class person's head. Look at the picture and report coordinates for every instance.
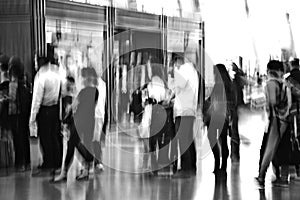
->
[290,58,299,70]
[81,67,98,87]
[173,55,184,69]
[0,54,9,73]
[65,76,75,94]
[267,60,284,78]
[37,56,50,70]
[66,55,73,67]
[214,64,232,86]
[9,56,24,80]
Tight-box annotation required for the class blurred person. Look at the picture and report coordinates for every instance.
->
[52,76,77,182]
[280,58,300,181]
[255,60,291,188]
[173,56,199,178]
[0,54,10,137]
[230,63,246,163]
[53,67,99,182]
[203,64,234,175]
[29,57,62,175]
[92,71,106,172]
[147,63,168,174]
[8,56,32,172]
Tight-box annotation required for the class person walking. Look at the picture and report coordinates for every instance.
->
[255,60,291,188]
[204,64,234,175]
[29,57,62,174]
[53,67,99,182]
[230,63,246,163]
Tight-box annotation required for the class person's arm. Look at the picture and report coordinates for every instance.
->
[265,80,278,106]
[174,67,188,92]
[93,87,103,142]
[29,73,44,137]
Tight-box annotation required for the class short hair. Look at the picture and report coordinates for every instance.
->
[291,58,299,68]
[82,67,98,86]
[267,60,284,72]
[9,56,24,79]
[66,76,75,84]
[0,54,10,71]
[37,56,50,68]
[173,54,184,65]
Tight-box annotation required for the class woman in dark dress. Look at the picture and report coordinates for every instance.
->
[203,64,234,174]
[53,67,99,182]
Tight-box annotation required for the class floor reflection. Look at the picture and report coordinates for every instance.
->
[213,173,229,200]
[2,108,300,199]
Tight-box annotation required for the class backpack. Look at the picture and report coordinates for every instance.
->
[270,79,291,120]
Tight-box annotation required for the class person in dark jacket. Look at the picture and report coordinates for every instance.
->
[53,68,99,182]
[256,60,290,188]
[230,63,246,163]
[279,58,300,181]
[0,54,10,136]
[8,56,31,172]
[204,64,234,174]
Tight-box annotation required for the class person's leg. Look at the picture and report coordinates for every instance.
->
[280,165,289,182]
[53,127,77,182]
[230,110,240,162]
[49,106,62,169]
[23,122,31,168]
[142,138,149,169]
[258,118,280,180]
[187,117,197,173]
[37,108,52,169]
[11,115,23,169]
[221,121,229,171]
[64,124,80,170]
[208,127,220,173]
[176,116,195,173]
[93,141,102,164]
[149,135,158,172]
[259,132,269,172]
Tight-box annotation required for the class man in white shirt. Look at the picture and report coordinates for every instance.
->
[29,57,62,173]
[173,56,199,178]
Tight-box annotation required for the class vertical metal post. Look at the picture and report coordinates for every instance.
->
[201,21,205,111]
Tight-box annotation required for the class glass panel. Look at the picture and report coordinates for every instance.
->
[111,27,164,126]
[45,18,105,94]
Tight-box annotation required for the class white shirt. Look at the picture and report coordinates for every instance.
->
[174,62,199,117]
[93,77,107,141]
[147,76,166,103]
[29,64,61,125]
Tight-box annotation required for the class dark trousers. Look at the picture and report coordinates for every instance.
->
[230,110,240,160]
[64,121,94,171]
[11,115,30,167]
[208,120,229,172]
[175,116,197,173]
[37,105,62,169]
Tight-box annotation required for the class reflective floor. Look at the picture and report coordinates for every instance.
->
[1,107,300,200]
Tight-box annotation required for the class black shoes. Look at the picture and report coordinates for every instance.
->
[76,169,89,181]
[51,173,67,183]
